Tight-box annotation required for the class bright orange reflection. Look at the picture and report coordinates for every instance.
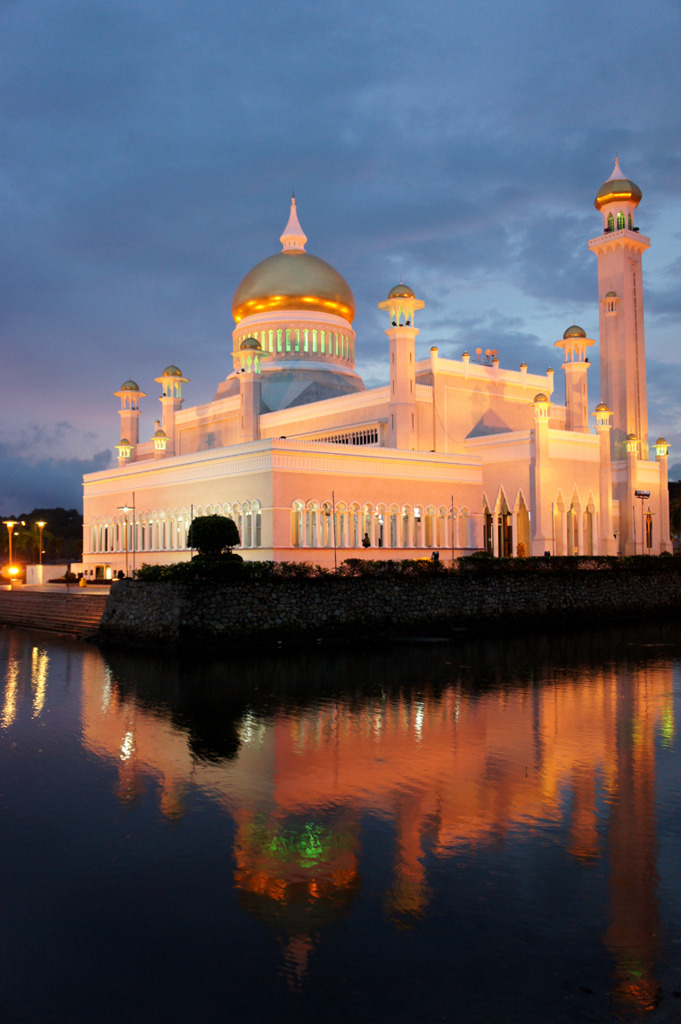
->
[77,653,673,1002]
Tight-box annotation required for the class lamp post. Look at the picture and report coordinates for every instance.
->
[117,505,131,577]
[35,521,46,568]
[3,520,18,569]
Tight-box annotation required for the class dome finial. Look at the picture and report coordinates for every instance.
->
[609,155,624,181]
[280,194,307,253]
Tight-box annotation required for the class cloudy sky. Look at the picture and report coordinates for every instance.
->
[2,0,681,513]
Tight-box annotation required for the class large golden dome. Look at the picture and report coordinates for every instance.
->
[232,250,356,324]
[232,196,356,324]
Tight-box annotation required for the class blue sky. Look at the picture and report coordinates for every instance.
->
[2,0,681,512]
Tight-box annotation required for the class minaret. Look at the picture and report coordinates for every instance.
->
[592,403,616,554]
[588,159,650,459]
[234,337,268,442]
[378,283,425,449]
[554,325,594,432]
[154,364,189,457]
[114,379,146,463]
[530,392,553,555]
[655,438,673,553]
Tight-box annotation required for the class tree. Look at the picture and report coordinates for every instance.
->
[187,515,240,556]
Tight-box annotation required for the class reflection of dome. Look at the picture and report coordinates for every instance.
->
[595,158,642,210]
[121,379,139,391]
[388,282,414,299]
[234,815,360,936]
[563,324,586,339]
[232,252,356,324]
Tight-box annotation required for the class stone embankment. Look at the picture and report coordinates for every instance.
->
[0,589,109,638]
[99,564,681,647]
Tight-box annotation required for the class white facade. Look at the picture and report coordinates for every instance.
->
[82,169,672,577]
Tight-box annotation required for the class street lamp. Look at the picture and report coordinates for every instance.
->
[3,520,23,573]
[35,521,46,567]
[117,505,131,577]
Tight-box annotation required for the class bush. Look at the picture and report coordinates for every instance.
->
[187,515,240,556]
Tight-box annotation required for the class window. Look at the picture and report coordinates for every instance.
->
[616,211,625,230]
[607,213,614,232]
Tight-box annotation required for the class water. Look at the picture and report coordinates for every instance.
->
[1,623,680,1024]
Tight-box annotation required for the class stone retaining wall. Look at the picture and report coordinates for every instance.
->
[99,566,681,646]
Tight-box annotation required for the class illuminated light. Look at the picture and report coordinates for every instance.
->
[8,566,19,577]
[1,658,19,729]
[31,646,49,718]
[120,730,134,761]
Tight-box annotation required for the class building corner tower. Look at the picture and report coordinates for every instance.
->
[588,159,650,460]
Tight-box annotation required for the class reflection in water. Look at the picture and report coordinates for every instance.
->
[1,623,680,1021]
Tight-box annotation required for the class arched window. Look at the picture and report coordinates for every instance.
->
[616,211,625,230]
[292,501,304,547]
[607,212,614,232]
[627,213,633,229]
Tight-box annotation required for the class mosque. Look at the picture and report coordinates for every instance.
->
[82,161,672,577]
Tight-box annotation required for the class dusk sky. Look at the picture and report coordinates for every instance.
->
[2,0,681,513]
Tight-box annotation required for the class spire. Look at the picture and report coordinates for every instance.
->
[280,194,307,252]
[608,156,624,181]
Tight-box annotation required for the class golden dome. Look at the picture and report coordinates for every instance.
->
[232,251,355,324]
[121,379,139,391]
[594,158,642,211]
[388,282,414,299]
[595,402,610,412]
[563,324,586,339]
[240,336,262,350]
[161,364,183,377]
[534,393,549,403]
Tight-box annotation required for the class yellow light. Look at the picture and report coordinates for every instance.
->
[8,566,19,577]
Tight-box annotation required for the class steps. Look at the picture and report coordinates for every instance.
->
[0,589,109,638]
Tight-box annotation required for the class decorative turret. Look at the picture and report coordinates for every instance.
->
[155,364,189,456]
[116,438,133,467]
[114,378,146,455]
[236,338,269,442]
[152,420,168,459]
[594,157,642,232]
[378,283,425,449]
[554,325,594,432]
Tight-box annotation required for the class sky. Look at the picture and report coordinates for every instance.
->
[2,0,681,514]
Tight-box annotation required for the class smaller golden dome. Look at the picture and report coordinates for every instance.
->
[605,290,617,298]
[388,283,414,299]
[595,402,610,412]
[121,379,139,391]
[656,437,668,446]
[154,427,167,438]
[626,432,638,441]
[563,324,586,339]
[162,364,183,377]
[534,393,549,403]
[118,438,131,446]
[240,337,262,350]
[595,158,642,211]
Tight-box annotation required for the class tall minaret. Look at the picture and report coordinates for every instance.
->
[378,283,425,449]
[588,159,650,459]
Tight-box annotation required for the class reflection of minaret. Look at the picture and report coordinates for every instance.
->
[384,791,432,927]
[568,766,599,861]
[605,666,661,1011]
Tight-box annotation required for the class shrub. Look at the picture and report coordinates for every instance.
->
[187,515,240,556]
